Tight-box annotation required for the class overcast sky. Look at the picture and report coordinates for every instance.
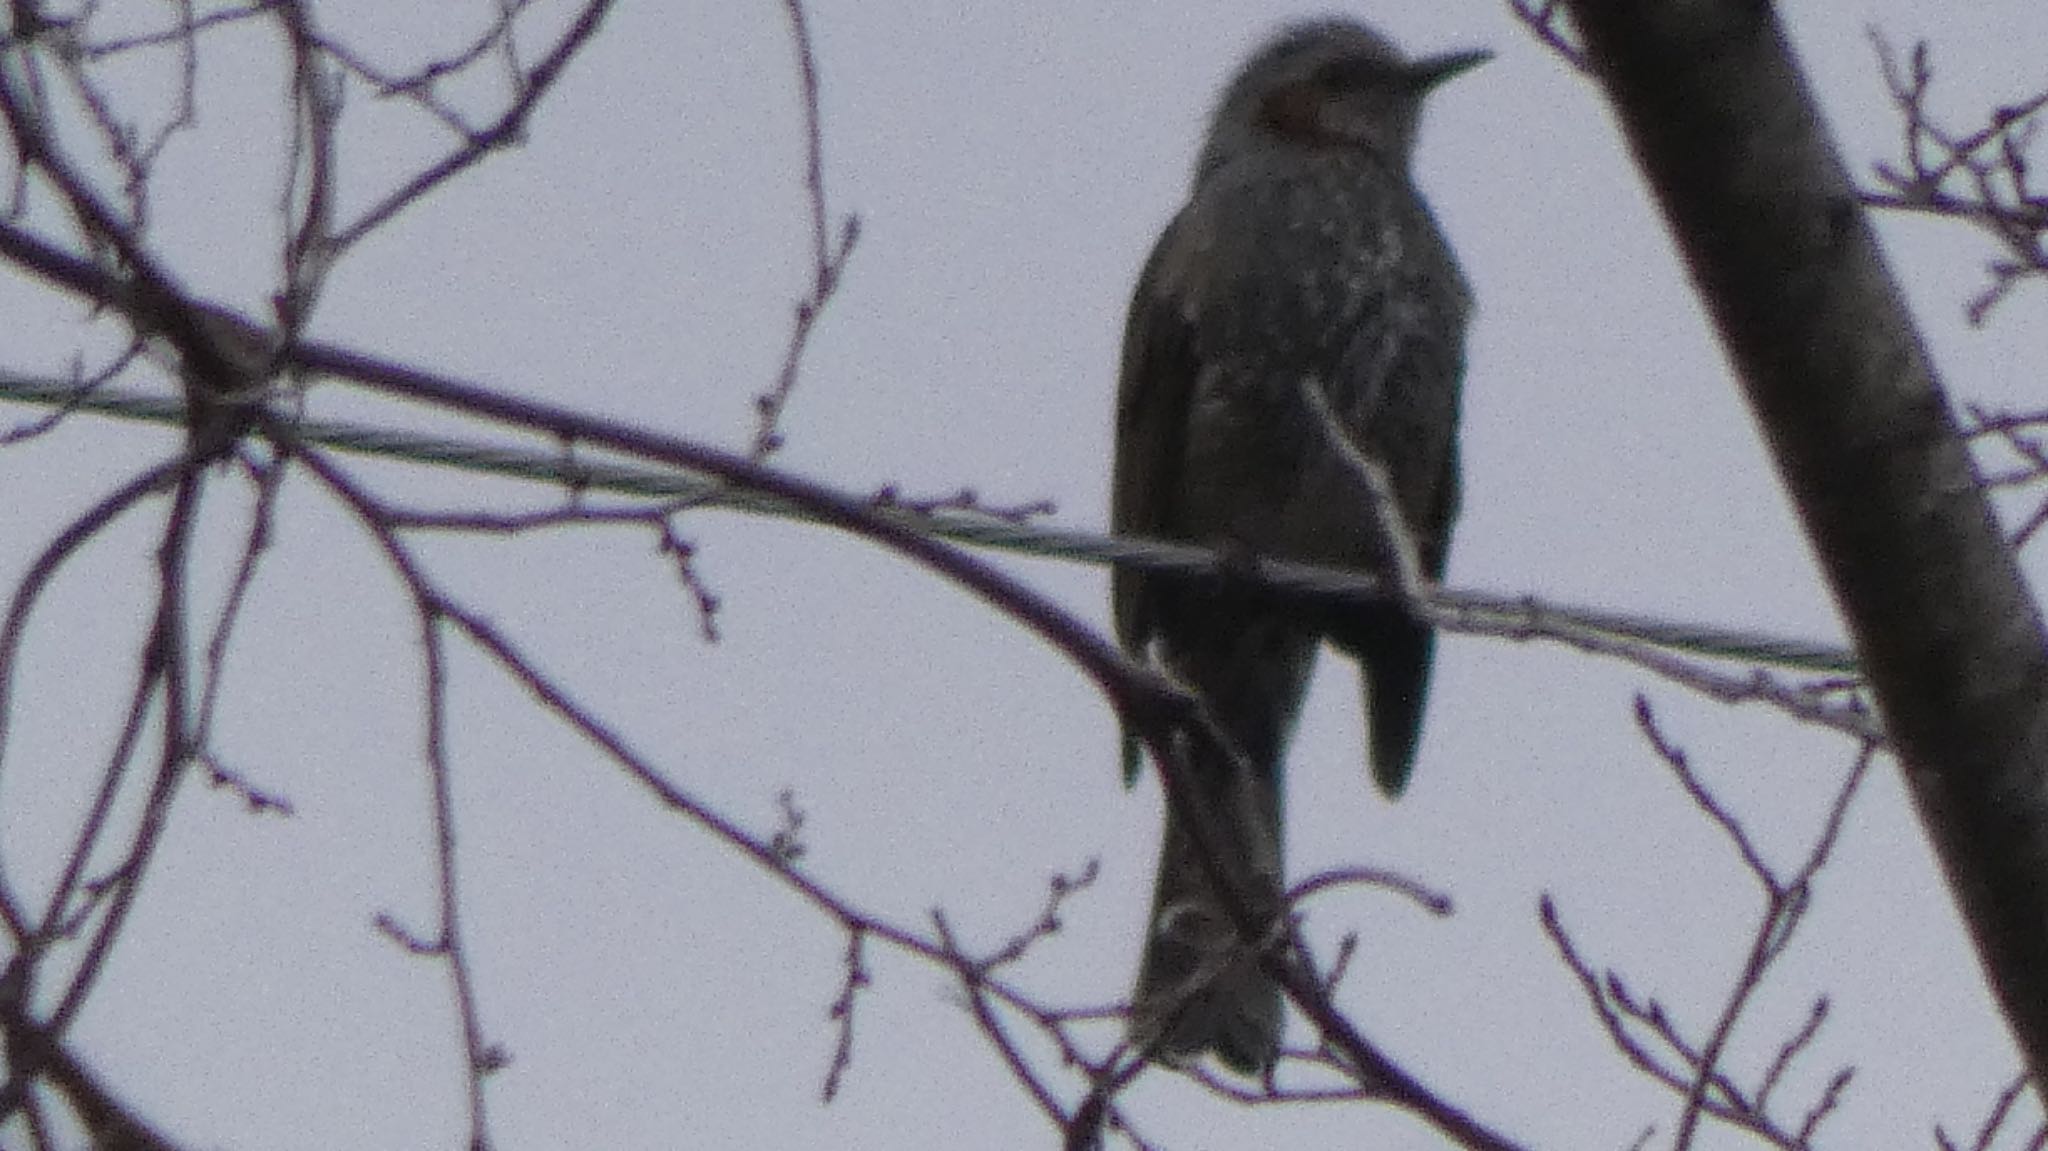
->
[3,2,2046,1149]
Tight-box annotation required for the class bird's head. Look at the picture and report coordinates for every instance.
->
[1198,20,1488,177]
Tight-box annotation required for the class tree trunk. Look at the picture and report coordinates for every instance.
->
[1563,0,2048,1085]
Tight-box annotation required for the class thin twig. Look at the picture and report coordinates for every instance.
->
[753,0,860,459]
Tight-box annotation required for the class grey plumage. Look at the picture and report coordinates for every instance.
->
[1114,20,1483,1074]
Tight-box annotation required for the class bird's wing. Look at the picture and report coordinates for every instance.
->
[1325,255,1469,795]
[1111,208,1201,656]
[1327,238,1469,568]
[1111,208,1203,785]
[1422,430,1461,579]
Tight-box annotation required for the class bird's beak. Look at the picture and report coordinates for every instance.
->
[1409,48,1492,92]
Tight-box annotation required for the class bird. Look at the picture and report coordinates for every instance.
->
[1113,19,1484,1075]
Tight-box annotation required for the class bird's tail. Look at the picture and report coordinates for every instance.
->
[1128,724,1287,1075]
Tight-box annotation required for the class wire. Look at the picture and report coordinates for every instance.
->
[0,371,1860,674]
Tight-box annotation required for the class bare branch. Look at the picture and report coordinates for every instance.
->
[1506,0,1589,73]
[752,0,860,460]
[1864,31,2048,322]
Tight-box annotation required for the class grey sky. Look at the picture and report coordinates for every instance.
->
[2,2,2045,1148]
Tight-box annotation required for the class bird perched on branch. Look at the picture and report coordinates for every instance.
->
[1113,19,1485,1074]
